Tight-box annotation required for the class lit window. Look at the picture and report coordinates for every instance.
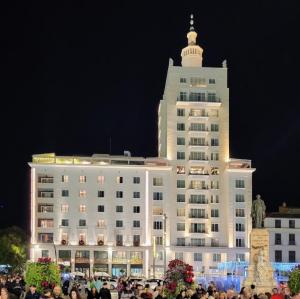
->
[236,209,245,217]
[79,233,86,241]
[61,204,69,213]
[79,190,86,197]
[79,175,86,183]
[190,77,205,87]
[97,220,105,228]
[177,166,185,174]
[79,205,86,212]
[38,219,54,228]
[153,178,163,186]
[62,175,69,183]
[97,175,105,185]
[116,176,123,184]
[177,208,185,217]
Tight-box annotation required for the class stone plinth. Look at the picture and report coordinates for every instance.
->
[243,229,277,294]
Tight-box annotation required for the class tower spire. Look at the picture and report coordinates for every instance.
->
[181,14,203,67]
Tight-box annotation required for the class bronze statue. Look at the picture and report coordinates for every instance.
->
[251,194,266,228]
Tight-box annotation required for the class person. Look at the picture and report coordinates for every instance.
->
[87,287,99,299]
[62,280,70,296]
[1,287,10,299]
[219,292,227,299]
[271,289,283,299]
[121,284,134,299]
[99,282,111,299]
[10,278,23,299]
[95,278,102,294]
[176,290,186,299]
[40,289,52,299]
[52,286,63,299]
[69,288,81,299]
[24,285,40,299]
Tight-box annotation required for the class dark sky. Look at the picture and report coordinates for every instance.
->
[1,1,299,230]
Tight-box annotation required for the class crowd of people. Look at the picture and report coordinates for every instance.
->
[0,275,298,299]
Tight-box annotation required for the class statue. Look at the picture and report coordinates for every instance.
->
[251,194,266,228]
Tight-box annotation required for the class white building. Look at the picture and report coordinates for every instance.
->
[29,153,173,277]
[29,16,256,278]
[158,15,255,275]
[265,203,300,264]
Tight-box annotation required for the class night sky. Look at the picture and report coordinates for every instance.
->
[1,2,300,231]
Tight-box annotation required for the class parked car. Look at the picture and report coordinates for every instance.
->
[128,277,145,287]
[144,279,164,290]
[101,278,117,290]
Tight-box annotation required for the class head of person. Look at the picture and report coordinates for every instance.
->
[227,289,235,299]
[29,284,37,294]
[219,292,227,299]
[91,287,97,294]
[1,288,9,299]
[272,289,278,295]
[180,290,186,297]
[69,288,80,299]
[53,286,61,297]
[103,282,109,289]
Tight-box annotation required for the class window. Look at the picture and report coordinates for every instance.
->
[133,235,140,246]
[190,92,205,102]
[79,190,86,197]
[177,166,185,174]
[275,250,282,262]
[116,220,123,228]
[235,194,245,202]
[116,235,123,246]
[177,123,185,131]
[275,219,281,228]
[153,178,163,186]
[41,250,49,258]
[177,208,185,217]
[211,138,219,146]
[79,219,86,226]
[177,223,185,231]
[289,234,296,245]
[190,151,206,160]
[236,253,245,262]
[116,206,123,213]
[236,238,245,247]
[275,233,281,245]
[211,224,219,232]
[133,206,140,213]
[177,108,185,116]
[153,192,163,200]
[95,190,105,199]
[97,220,105,228]
[61,219,69,227]
[133,220,140,228]
[236,209,245,217]
[97,175,105,184]
[194,253,202,262]
[177,180,185,188]
[211,209,219,217]
[37,219,54,228]
[289,220,295,228]
[38,233,53,243]
[190,137,206,146]
[156,236,163,245]
[289,251,296,263]
[190,208,205,218]
[190,123,206,131]
[176,238,185,246]
[96,205,104,212]
[211,124,219,132]
[190,223,205,233]
[79,175,86,183]
[211,239,219,247]
[133,191,140,198]
[177,152,185,160]
[209,78,216,84]
[116,176,123,184]
[61,204,69,213]
[179,92,187,101]
[236,223,245,232]
[191,238,205,247]
[62,190,69,197]
[62,175,69,183]
[177,137,185,145]
[190,194,206,204]
[153,221,163,230]
[133,177,140,184]
[177,194,185,202]
[211,152,219,161]
[38,204,54,213]
[208,93,217,102]
[116,191,123,198]
[211,181,219,189]
[213,253,221,262]
[235,180,245,188]
[190,77,206,87]
[175,252,183,260]
[79,205,86,212]
[180,78,186,83]
[59,250,71,259]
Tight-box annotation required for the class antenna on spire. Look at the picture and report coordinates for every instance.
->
[189,14,195,31]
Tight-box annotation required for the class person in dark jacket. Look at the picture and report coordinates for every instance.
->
[99,283,111,299]
[87,287,99,299]
[25,285,40,299]
[10,278,24,299]
[52,286,63,299]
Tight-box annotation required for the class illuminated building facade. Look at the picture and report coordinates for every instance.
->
[29,16,256,277]
[158,15,255,275]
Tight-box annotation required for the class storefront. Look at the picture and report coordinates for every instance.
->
[75,250,90,276]
[94,251,109,273]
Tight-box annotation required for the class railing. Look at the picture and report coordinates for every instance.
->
[189,128,209,132]
[189,142,209,146]
[112,258,127,264]
[189,157,209,161]
[177,97,221,103]
[188,214,208,219]
[38,177,54,183]
[189,172,209,175]
[189,229,207,233]
[189,185,209,190]
[38,192,54,198]
[189,113,209,117]
[189,199,208,204]
[289,241,296,245]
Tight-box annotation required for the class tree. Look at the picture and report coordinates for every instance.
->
[288,265,300,296]
[0,226,28,273]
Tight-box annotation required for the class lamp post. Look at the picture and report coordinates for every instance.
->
[152,236,156,278]
[53,241,58,264]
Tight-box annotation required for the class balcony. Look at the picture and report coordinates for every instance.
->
[189,185,209,190]
[38,176,54,184]
[188,214,208,219]
[189,112,209,118]
[189,199,208,204]
[189,229,207,234]
[38,191,54,198]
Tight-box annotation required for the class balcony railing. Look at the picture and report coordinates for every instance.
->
[38,192,54,198]
[188,214,208,219]
[189,199,208,204]
[189,229,207,234]
[177,97,221,103]
[189,128,209,132]
[189,113,209,117]
[189,185,209,190]
[189,142,209,146]
[189,172,209,176]
[38,177,54,184]
[189,157,209,161]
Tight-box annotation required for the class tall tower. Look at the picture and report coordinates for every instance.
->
[158,15,255,273]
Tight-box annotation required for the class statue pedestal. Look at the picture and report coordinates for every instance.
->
[243,229,277,294]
